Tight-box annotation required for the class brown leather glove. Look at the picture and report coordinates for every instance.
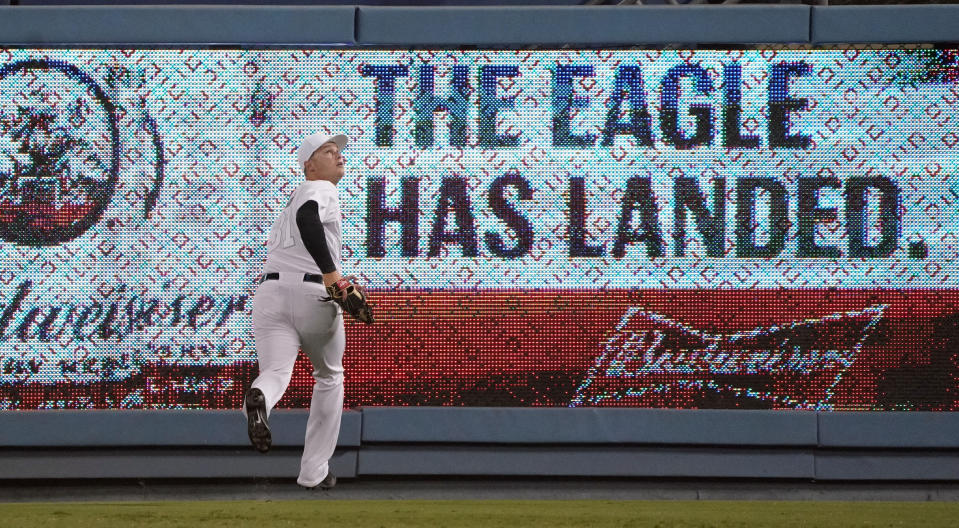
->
[327,276,374,324]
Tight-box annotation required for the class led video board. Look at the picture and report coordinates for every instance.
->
[1,49,957,410]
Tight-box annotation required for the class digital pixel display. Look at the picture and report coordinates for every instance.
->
[1,48,958,411]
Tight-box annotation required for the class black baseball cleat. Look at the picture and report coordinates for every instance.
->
[245,387,272,454]
[302,472,337,491]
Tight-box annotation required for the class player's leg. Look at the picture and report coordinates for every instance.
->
[294,297,345,488]
[248,281,300,452]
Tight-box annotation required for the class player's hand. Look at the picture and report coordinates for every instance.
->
[322,270,343,288]
[341,275,367,297]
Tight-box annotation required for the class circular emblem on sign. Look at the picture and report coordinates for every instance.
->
[0,59,120,246]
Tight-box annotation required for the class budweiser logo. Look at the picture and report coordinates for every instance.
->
[0,60,120,246]
[571,304,888,409]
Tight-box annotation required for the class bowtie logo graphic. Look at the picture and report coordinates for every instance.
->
[571,305,888,410]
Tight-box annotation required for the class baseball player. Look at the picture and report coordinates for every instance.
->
[244,132,372,490]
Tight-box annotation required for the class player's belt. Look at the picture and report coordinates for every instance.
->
[257,272,325,284]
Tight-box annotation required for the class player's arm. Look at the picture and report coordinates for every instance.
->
[295,199,374,324]
[295,200,341,287]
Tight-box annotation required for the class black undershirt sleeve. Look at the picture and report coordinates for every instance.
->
[295,200,337,274]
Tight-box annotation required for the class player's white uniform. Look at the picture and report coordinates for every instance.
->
[251,179,344,488]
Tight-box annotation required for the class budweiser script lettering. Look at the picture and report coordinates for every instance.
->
[571,305,887,409]
[0,280,248,381]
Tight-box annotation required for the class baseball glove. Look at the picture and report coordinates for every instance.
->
[327,276,374,324]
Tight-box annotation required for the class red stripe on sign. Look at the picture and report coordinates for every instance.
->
[2,289,957,410]
[324,289,957,410]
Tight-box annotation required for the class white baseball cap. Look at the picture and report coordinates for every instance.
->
[297,132,348,169]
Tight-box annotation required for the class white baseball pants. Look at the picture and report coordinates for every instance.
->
[250,273,345,487]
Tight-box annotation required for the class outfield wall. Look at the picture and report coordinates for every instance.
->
[2,5,959,481]
[4,408,959,480]
[1,4,959,45]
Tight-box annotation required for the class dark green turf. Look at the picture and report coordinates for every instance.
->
[0,500,954,528]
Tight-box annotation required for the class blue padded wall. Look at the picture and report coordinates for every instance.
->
[358,446,815,478]
[0,409,361,447]
[356,6,810,45]
[812,5,959,43]
[3,5,959,45]
[819,413,959,449]
[360,407,817,446]
[0,6,355,45]
[1,409,959,480]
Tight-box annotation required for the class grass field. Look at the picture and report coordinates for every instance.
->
[0,500,956,528]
